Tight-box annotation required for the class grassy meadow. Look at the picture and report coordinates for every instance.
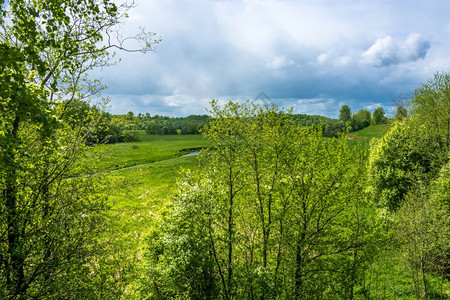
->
[352,123,391,139]
[84,131,212,295]
[88,132,212,172]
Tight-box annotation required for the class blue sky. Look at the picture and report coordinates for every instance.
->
[98,0,450,118]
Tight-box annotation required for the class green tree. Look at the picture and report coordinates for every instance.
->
[145,101,373,299]
[0,1,156,298]
[395,105,408,121]
[368,121,444,210]
[411,72,450,152]
[339,105,352,123]
[369,74,450,211]
[352,109,371,130]
[372,107,386,125]
[366,73,450,298]
[395,180,450,299]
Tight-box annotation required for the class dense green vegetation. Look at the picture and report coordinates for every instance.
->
[1,0,449,299]
[137,92,449,299]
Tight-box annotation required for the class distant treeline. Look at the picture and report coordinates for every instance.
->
[60,100,211,144]
[87,110,210,143]
[291,105,388,137]
[70,101,390,144]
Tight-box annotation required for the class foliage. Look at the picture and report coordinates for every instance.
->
[351,109,371,131]
[369,72,450,212]
[340,104,352,123]
[367,73,450,299]
[144,101,374,299]
[368,121,444,211]
[107,113,211,136]
[0,0,156,298]
[372,107,387,125]
[411,72,450,153]
[395,180,450,299]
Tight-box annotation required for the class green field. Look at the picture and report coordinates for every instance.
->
[87,132,211,296]
[350,123,392,140]
[87,131,212,173]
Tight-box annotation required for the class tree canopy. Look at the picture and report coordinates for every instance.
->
[339,104,352,123]
[0,1,156,298]
[372,107,386,125]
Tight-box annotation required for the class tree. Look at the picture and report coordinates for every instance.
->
[0,1,157,298]
[368,121,444,210]
[411,72,450,152]
[145,101,373,299]
[339,105,352,123]
[367,73,450,298]
[352,109,371,130]
[395,180,450,299]
[369,73,450,211]
[395,105,408,121]
[372,107,386,125]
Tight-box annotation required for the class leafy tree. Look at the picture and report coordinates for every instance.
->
[372,107,386,125]
[0,0,156,298]
[395,180,450,299]
[369,73,450,211]
[145,101,373,299]
[366,73,450,298]
[352,109,371,130]
[395,105,408,121]
[368,121,444,210]
[411,72,450,152]
[339,105,352,123]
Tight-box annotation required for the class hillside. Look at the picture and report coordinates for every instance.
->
[349,123,392,140]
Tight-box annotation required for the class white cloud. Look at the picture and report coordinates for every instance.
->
[362,33,430,67]
[365,103,383,111]
[317,53,329,64]
[265,56,295,69]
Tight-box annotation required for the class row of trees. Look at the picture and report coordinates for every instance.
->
[142,73,449,299]
[339,105,387,132]
[78,102,390,144]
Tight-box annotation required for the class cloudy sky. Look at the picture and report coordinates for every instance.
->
[98,0,450,118]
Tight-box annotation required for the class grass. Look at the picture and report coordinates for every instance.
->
[349,124,392,140]
[88,131,212,172]
[103,155,200,257]
[85,133,207,297]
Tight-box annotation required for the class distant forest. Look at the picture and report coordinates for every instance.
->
[75,104,388,144]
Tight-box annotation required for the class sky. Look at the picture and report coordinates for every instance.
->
[97,0,450,118]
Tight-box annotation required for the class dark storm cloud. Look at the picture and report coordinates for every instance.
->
[99,0,450,117]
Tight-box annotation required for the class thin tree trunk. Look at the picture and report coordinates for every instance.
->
[420,254,427,300]
[294,243,303,299]
[5,116,26,298]
[294,225,307,299]
[227,164,234,299]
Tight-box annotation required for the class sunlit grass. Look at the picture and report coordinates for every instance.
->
[351,124,391,140]
[87,131,211,172]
